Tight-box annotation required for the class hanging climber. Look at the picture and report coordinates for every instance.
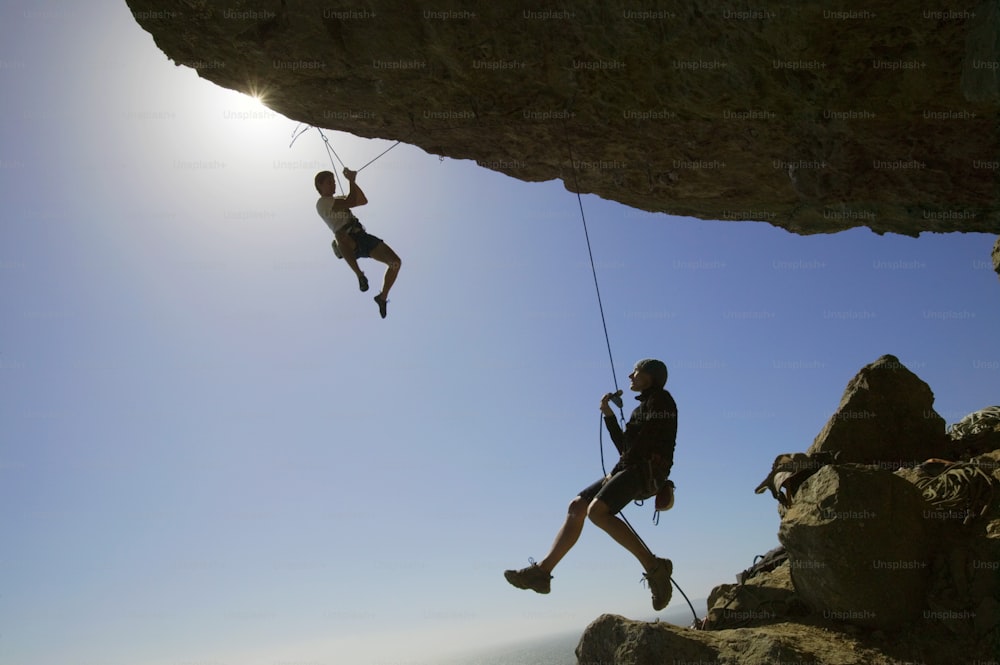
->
[504,359,678,611]
[314,168,401,318]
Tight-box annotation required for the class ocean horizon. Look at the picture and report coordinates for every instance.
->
[435,631,580,665]
[432,604,702,665]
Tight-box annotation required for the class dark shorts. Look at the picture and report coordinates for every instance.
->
[578,466,652,514]
[350,230,383,259]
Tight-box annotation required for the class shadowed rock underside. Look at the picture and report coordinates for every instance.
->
[125,0,1000,236]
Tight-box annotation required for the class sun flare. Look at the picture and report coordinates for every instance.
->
[243,83,272,111]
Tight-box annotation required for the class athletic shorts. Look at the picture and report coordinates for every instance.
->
[350,230,383,259]
[578,466,650,514]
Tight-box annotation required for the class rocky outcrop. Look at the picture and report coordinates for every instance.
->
[124,1,1000,236]
[806,354,950,466]
[576,611,970,665]
[778,465,932,629]
[576,614,885,665]
[578,356,1000,664]
[703,556,807,630]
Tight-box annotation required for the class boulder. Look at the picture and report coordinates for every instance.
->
[703,560,808,630]
[576,614,719,665]
[778,464,932,629]
[807,355,950,467]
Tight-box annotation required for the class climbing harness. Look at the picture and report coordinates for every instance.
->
[292,124,403,261]
[564,121,698,627]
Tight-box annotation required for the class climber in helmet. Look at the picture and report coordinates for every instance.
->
[314,168,401,318]
[504,358,679,611]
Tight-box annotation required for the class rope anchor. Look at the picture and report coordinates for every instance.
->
[290,123,402,191]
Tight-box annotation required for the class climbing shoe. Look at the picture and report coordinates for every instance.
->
[374,294,388,319]
[504,560,552,594]
[642,557,673,611]
[357,273,369,292]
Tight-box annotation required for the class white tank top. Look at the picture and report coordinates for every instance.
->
[316,197,355,234]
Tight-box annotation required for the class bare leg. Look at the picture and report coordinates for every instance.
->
[587,499,657,572]
[367,242,401,298]
[335,231,365,280]
[538,496,589,573]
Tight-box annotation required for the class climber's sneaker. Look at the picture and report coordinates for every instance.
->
[504,560,552,594]
[374,294,388,318]
[643,557,673,611]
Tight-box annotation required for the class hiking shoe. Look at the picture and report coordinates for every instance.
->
[357,273,369,292]
[642,557,673,611]
[374,295,388,318]
[504,560,551,594]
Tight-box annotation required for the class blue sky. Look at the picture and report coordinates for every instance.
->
[2,2,998,664]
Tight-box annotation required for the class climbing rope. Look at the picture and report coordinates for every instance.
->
[562,123,624,416]
[290,124,403,192]
[356,138,402,172]
[565,121,699,627]
[290,116,700,623]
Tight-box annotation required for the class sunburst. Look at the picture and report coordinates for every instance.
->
[244,83,272,111]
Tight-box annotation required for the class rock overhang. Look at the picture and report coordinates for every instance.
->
[126,1,1000,236]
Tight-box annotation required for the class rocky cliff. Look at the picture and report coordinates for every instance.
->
[125,1,1000,237]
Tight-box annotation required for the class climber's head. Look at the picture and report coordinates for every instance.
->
[314,171,336,196]
[629,358,668,391]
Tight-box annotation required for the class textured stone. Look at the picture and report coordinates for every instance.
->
[703,561,808,630]
[577,614,719,665]
[125,0,1000,236]
[807,354,950,466]
[993,236,1000,281]
[778,464,932,629]
[576,613,932,665]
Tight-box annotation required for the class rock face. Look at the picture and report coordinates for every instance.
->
[806,354,950,466]
[778,464,932,629]
[125,1,1000,236]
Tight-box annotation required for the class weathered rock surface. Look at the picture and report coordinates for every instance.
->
[778,464,932,629]
[901,448,1000,640]
[576,612,975,665]
[125,1,1000,236]
[806,354,950,466]
[704,559,808,630]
